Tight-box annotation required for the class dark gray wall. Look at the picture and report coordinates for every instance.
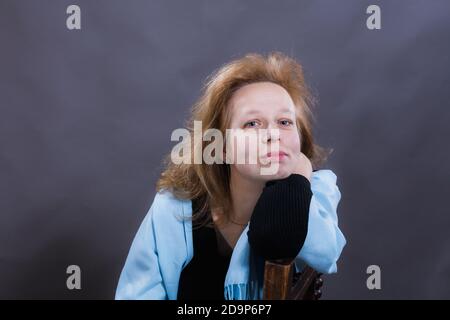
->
[1,0,449,299]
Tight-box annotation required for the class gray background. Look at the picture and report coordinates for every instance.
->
[1,0,449,299]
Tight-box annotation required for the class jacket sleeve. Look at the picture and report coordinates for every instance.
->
[295,170,346,274]
[115,201,168,300]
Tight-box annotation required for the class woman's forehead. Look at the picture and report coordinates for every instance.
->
[229,82,296,117]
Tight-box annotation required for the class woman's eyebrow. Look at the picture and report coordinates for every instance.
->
[242,109,261,117]
[242,107,294,117]
[279,108,295,115]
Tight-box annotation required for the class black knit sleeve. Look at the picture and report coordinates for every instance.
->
[247,174,312,260]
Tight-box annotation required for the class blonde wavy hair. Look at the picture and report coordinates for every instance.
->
[156,52,330,228]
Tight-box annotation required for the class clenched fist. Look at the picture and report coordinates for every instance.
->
[291,152,313,182]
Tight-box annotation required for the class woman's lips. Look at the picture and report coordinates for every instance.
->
[265,151,288,160]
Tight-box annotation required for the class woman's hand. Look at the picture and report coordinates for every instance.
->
[291,152,313,182]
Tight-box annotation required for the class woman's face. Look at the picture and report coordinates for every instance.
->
[226,81,302,182]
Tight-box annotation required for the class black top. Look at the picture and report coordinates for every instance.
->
[247,173,313,260]
[177,222,233,300]
[177,173,313,300]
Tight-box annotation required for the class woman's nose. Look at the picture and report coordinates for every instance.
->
[261,125,280,143]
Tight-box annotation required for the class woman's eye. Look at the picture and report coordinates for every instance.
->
[279,119,293,126]
[244,120,259,128]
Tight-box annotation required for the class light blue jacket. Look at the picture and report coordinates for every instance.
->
[115,169,346,300]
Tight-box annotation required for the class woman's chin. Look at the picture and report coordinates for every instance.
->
[257,168,291,181]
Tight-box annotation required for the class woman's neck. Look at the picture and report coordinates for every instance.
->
[228,168,265,225]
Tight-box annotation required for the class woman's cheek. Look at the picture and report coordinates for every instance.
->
[234,163,262,179]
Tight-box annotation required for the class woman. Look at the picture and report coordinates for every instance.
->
[115,52,346,300]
